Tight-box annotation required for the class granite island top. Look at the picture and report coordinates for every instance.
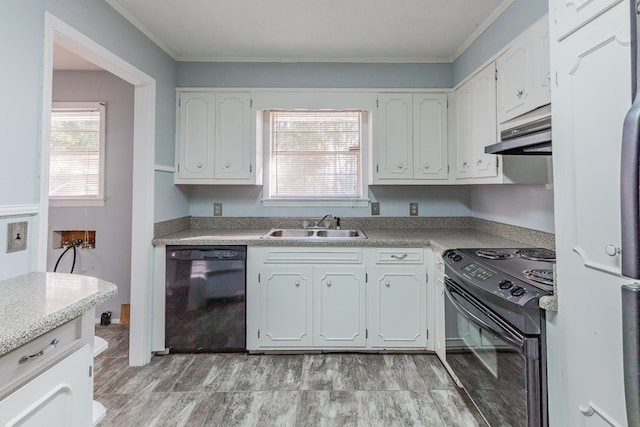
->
[0,272,117,356]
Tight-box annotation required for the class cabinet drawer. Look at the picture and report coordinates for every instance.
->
[0,317,83,399]
[374,248,423,264]
[263,248,362,264]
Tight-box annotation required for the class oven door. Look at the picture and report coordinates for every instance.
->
[444,277,546,427]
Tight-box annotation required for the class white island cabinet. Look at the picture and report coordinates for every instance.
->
[0,273,117,427]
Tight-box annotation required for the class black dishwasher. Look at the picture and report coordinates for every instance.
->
[165,245,246,352]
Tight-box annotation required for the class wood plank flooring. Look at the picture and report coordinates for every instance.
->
[94,325,486,426]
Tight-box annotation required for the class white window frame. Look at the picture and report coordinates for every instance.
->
[49,102,106,207]
[255,92,373,207]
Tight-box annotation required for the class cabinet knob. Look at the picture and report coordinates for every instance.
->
[424,164,430,169]
[397,163,403,169]
[462,161,468,167]
[225,162,230,168]
[385,281,391,287]
[515,89,524,97]
[197,162,203,168]
[295,281,300,287]
[327,281,332,287]
[476,159,482,165]
[605,244,621,256]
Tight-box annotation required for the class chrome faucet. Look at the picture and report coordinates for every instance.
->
[304,213,333,229]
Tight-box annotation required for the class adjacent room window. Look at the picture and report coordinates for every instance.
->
[49,102,106,206]
[266,110,366,203]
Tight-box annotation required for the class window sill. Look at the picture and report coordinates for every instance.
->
[49,199,105,208]
[261,198,370,208]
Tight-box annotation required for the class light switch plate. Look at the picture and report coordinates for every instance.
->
[410,202,419,216]
[371,202,380,216]
[213,203,223,216]
[7,221,27,253]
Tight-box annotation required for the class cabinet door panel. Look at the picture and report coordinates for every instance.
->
[414,94,448,180]
[369,268,427,348]
[314,267,366,347]
[178,93,215,179]
[555,3,629,275]
[259,267,313,346]
[214,93,252,180]
[0,345,92,427]
[553,0,622,41]
[376,93,413,179]
[453,87,473,178]
[497,40,533,123]
[470,64,499,178]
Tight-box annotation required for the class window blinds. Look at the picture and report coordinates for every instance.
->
[49,107,102,199]
[269,110,362,199]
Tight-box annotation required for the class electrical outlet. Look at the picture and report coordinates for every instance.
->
[213,202,223,216]
[410,202,419,216]
[7,221,27,253]
[371,202,380,216]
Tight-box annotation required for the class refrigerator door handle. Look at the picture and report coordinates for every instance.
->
[620,99,640,280]
[622,284,640,427]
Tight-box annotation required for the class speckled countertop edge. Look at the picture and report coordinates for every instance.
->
[0,272,118,356]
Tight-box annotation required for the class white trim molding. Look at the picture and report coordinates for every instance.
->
[0,204,40,217]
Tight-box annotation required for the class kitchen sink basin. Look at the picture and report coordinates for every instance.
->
[261,228,367,240]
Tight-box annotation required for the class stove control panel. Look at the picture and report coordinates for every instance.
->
[443,249,536,302]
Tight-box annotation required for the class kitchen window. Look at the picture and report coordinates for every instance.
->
[49,102,106,207]
[263,109,369,206]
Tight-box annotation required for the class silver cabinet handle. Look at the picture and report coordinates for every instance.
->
[295,281,300,287]
[424,164,430,169]
[19,338,59,365]
[197,162,203,168]
[397,163,403,169]
[390,254,408,260]
[516,89,523,97]
[605,244,621,256]
[385,281,391,287]
[476,159,482,165]
[225,162,230,168]
[462,161,468,167]
[327,281,332,287]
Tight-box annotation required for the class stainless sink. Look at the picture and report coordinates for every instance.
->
[261,228,367,240]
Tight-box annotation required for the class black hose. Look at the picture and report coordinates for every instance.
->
[53,244,77,273]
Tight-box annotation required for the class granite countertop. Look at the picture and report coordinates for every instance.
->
[152,227,541,254]
[0,272,117,356]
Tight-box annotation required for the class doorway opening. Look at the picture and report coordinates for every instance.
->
[40,13,156,366]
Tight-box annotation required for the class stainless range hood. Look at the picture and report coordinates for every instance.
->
[485,115,552,155]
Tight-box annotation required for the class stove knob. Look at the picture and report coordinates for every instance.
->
[510,286,526,297]
[447,251,456,259]
[453,255,462,262]
[498,280,513,290]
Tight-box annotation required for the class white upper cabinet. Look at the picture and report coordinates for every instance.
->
[214,93,252,180]
[375,93,414,180]
[413,94,448,180]
[552,0,622,41]
[177,92,215,180]
[176,91,256,184]
[374,92,448,183]
[452,63,499,180]
[497,16,551,124]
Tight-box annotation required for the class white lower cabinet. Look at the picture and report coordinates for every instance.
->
[314,267,367,347]
[258,265,313,347]
[248,246,428,351]
[0,344,93,427]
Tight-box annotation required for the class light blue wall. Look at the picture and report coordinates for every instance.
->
[452,0,548,85]
[1,0,181,278]
[187,186,473,218]
[177,62,453,88]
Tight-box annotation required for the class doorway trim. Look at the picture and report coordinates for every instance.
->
[40,13,156,366]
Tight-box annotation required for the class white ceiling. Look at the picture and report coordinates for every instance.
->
[105,0,512,63]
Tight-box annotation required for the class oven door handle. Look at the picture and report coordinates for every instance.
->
[444,280,523,349]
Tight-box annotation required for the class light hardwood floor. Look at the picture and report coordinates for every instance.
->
[94,325,486,426]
